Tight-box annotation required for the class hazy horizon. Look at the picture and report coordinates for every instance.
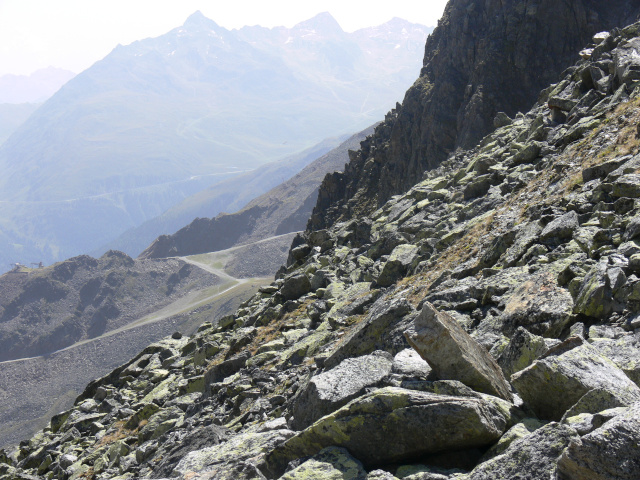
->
[0,1,447,77]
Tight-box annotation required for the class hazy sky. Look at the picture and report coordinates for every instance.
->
[0,0,448,77]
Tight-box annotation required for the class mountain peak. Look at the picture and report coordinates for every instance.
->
[183,10,220,31]
[293,12,344,35]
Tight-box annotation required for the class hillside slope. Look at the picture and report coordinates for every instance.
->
[5,12,640,480]
[139,125,376,259]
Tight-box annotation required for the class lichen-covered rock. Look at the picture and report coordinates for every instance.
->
[590,333,640,386]
[540,211,579,241]
[465,423,578,480]
[279,446,367,480]
[291,351,393,430]
[498,271,573,337]
[405,302,512,401]
[174,429,295,479]
[281,273,312,301]
[558,402,640,479]
[497,327,552,378]
[324,296,413,369]
[377,244,419,287]
[266,387,512,476]
[511,338,640,420]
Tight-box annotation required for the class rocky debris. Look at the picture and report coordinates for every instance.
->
[290,351,393,430]
[497,327,556,378]
[511,338,640,420]
[405,302,512,401]
[266,387,513,476]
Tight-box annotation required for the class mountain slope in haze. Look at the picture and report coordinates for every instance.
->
[140,125,377,259]
[309,0,640,231]
[0,12,431,271]
[0,103,39,145]
[0,67,75,104]
[9,14,640,479]
[97,135,348,257]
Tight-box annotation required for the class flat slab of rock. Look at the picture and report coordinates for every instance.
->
[405,302,512,401]
[558,402,640,479]
[511,337,640,420]
[291,351,393,430]
[266,387,512,475]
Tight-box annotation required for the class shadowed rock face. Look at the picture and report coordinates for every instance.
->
[308,0,640,231]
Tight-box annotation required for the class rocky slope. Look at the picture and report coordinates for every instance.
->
[309,0,640,231]
[5,17,640,480]
[140,126,376,260]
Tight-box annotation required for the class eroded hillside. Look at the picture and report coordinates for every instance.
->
[4,18,640,480]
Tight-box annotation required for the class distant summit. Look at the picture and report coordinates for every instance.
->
[183,10,221,31]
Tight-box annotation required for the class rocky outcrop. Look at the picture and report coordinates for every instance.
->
[308,0,640,231]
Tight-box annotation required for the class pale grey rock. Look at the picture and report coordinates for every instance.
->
[558,402,640,479]
[465,423,578,480]
[405,302,512,401]
[540,211,579,241]
[174,429,295,478]
[392,348,432,378]
[511,338,640,420]
[497,327,550,378]
[590,333,640,386]
[291,351,393,430]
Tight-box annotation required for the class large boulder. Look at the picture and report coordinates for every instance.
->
[266,387,513,476]
[540,211,579,241]
[590,332,640,386]
[466,423,578,480]
[281,273,312,301]
[498,271,573,337]
[291,351,393,430]
[558,402,640,479]
[405,302,512,401]
[511,337,640,420]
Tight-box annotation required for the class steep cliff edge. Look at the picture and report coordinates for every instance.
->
[309,0,640,230]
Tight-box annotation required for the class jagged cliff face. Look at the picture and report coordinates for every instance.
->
[309,0,640,230]
[6,18,640,480]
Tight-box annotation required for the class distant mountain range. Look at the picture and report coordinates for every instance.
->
[0,11,431,270]
[0,67,75,104]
